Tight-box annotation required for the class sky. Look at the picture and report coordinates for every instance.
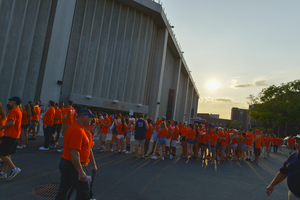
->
[159,0,300,119]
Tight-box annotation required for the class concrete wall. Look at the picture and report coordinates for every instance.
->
[0,0,199,121]
[0,0,54,105]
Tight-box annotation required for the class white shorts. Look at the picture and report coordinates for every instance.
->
[171,140,177,147]
[135,139,145,146]
[101,133,107,142]
[117,135,124,140]
[166,139,171,147]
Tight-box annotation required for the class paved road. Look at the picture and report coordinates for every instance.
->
[0,134,290,200]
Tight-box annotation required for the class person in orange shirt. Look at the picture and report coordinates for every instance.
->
[0,102,6,165]
[0,96,22,180]
[39,100,56,151]
[17,104,31,149]
[273,135,279,153]
[278,137,283,153]
[144,119,153,157]
[245,129,254,161]
[49,103,62,148]
[287,136,295,154]
[186,124,196,158]
[165,120,173,157]
[56,108,96,199]
[263,134,272,158]
[116,118,126,154]
[125,118,134,154]
[252,129,262,165]
[231,130,239,162]
[28,101,41,140]
[193,125,201,159]
[98,113,111,152]
[220,128,228,161]
[170,121,179,159]
[180,123,188,157]
[210,127,219,164]
[150,116,165,155]
[151,121,167,160]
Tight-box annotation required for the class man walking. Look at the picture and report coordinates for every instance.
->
[39,100,55,151]
[56,109,96,200]
[134,114,148,158]
[0,96,22,180]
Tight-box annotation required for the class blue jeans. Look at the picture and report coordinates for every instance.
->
[273,145,278,153]
[43,126,52,148]
[55,159,89,200]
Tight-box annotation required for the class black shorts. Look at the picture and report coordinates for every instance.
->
[0,136,19,156]
[181,136,186,142]
[254,148,261,156]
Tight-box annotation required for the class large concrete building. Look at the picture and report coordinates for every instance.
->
[0,0,199,122]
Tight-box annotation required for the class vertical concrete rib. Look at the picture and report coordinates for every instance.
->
[121,9,136,101]
[80,0,97,94]
[137,15,149,104]
[98,0,115,95]
[129,12,143,103]
[183,77,190,123]
[106,2,122,99]
[154,28,168,119]
[91,0,106,97]
[71,0,89,93]
[189,88,194,121]
[172,59,182,119]
[7,0,29,98]
[114,6,129,100]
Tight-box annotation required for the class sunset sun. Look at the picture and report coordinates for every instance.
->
[207,82,219,90]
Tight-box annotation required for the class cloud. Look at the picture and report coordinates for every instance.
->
[233,79,268,88]
[254,80,268,86]
[215,98,233,103]
[202,97,241,104]
[234,84,253,88]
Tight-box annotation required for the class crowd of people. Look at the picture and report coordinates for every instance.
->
[0,96,298,199]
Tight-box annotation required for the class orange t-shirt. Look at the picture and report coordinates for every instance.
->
[187,129,196,140]
[287,137,295,146]
[62,122,90,162]
[159,128,168,138]
[245,133,254,146]
[117,123,126,135]
[83,129,94,167]
[100,118,111,134]
[231,133,238,145]
[210,133,218,146]
[172,126,179,140]
[4,107,22,138]
[178,124,183,132]
[278,138,283,145]
[273,138,279,145]
[63,107,77,125]
[264,138,271,147]
[145,123,153,140]
[255,135,262,148]
[221,133,228,146]
[167,126,173,139]
[21,110,30,125]
[31,106,41,121]
[202,133,210,145]
[0,115,6,137]
[217,131,223,143]
[181,127,188,137]
[54,108,62,124]
[155,120,163,132]
[43,107,55,126]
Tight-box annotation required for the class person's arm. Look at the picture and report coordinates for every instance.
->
[145,121,149,131]
[70,149,86,181]
[89,149,97,172]
[266,172,287,197]
[0,120,14,130]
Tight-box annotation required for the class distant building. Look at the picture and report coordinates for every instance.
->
[231,107,248,129]
[197,113,231,127]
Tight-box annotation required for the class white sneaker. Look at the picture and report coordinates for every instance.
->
[170,155,173,159]
[161,157,164,160]
[151,156,157,160]
[125,151,129,154]
[57,149,63,153]
[17,146,23,149]
[0,172,7,179]
[39,147,49,151]
[7,168,21,181]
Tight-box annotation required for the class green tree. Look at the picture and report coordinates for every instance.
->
[248,80,300,134]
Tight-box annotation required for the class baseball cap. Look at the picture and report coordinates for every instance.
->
[162,116,166,119]
[8,96,21,103]
[77,109,96,118]
[102,112,108,116]
[293,134,300,139]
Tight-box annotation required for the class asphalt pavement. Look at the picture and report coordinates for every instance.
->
[0,133,290,200]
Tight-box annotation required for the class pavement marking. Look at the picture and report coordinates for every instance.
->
[245,161,268,184]
[139,166,170,196]
[236,161,242,168]
[173,157,181,164]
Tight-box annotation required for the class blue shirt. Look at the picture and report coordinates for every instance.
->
[280,152,300,196]
[135,119,146,140]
